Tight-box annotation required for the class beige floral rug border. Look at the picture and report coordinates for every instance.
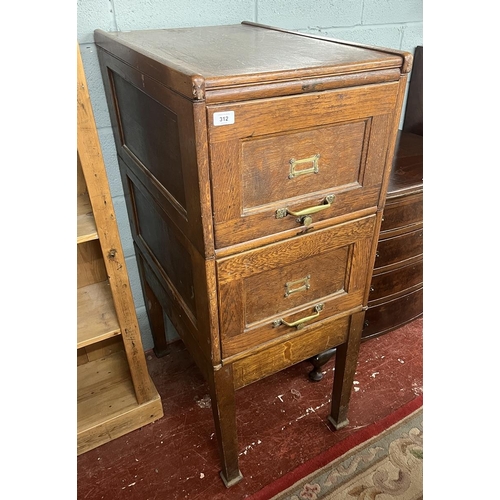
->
[271,406,423,500]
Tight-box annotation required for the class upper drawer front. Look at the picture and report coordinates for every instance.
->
[381,191,423,233]
[208,83,400,248]
[217,215,377,359]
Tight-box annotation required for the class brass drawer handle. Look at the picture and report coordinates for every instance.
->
[275,195,335,226]
[272,303,324,330]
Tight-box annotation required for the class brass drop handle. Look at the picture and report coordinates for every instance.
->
[272,303,324,330]
[287,195,335,217]
[275,195,335,226]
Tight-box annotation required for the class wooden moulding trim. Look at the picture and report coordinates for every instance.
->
[214,207,377,260]
[204,68,401,104]
[94,30,206,100]
[386,184,423,200]
[203,65,401,92]
[94,25,411,102]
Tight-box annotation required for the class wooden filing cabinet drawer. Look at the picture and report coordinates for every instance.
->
[217,215,377,358]
[375,228,423,270]
[207,83,400,248]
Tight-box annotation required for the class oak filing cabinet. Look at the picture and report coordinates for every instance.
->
[95,22,412,487]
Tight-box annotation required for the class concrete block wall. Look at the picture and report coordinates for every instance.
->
[77,0,423,351]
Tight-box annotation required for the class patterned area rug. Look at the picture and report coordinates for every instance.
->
[249,396,423,500]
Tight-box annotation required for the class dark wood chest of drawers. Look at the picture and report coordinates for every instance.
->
[363,131,423,338]
[95,22,411,487]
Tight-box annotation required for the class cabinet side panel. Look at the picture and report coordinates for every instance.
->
[131,180,197,320]
[112,72,186,209]
[122,165,219,366]
[96,49,210,256]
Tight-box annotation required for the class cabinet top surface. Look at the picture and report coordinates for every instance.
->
[94,22,411,98]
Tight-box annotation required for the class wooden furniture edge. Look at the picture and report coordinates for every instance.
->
[241,21,413,73]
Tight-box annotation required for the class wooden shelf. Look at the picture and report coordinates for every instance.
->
[77,192,98,244]
[77,281,121,349]
[77,43,163,455]
[77,350,163,455]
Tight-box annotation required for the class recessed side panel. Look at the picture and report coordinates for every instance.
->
[96,48,211,256]
[111,71,186,211]
[129,177,197,321]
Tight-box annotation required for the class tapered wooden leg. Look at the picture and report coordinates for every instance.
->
[208,364,243,488]
[328,311,364,429]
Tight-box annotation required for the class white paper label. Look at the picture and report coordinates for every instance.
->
[213,111,235,126]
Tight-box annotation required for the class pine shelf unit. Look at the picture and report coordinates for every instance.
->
[77,44,163,455]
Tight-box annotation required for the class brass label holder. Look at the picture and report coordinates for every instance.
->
[288,154,320,179]
[284,275,311,297]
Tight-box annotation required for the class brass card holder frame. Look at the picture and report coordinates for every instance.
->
[284,275,311,297]
[288,154,320,179]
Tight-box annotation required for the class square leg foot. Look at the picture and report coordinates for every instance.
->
[328,415,349,430]
[153,347,169,358]
[220,470,243,488]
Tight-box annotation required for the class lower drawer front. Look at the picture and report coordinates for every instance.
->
[217,215,377,358]
[369,259,423,303]
[362,287,423,339]
[232,314,350,389]
[374,228,423,270]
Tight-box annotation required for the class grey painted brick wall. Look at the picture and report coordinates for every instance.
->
[77,0,423,351]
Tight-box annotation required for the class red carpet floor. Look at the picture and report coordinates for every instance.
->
[77,317,423,499]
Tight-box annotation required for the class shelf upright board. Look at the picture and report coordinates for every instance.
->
[76,44,163,455]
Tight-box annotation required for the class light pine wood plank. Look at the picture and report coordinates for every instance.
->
[77,239,107,289]
[77,281,121,348]
[77,192,98,243]
[77,351,162,454]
